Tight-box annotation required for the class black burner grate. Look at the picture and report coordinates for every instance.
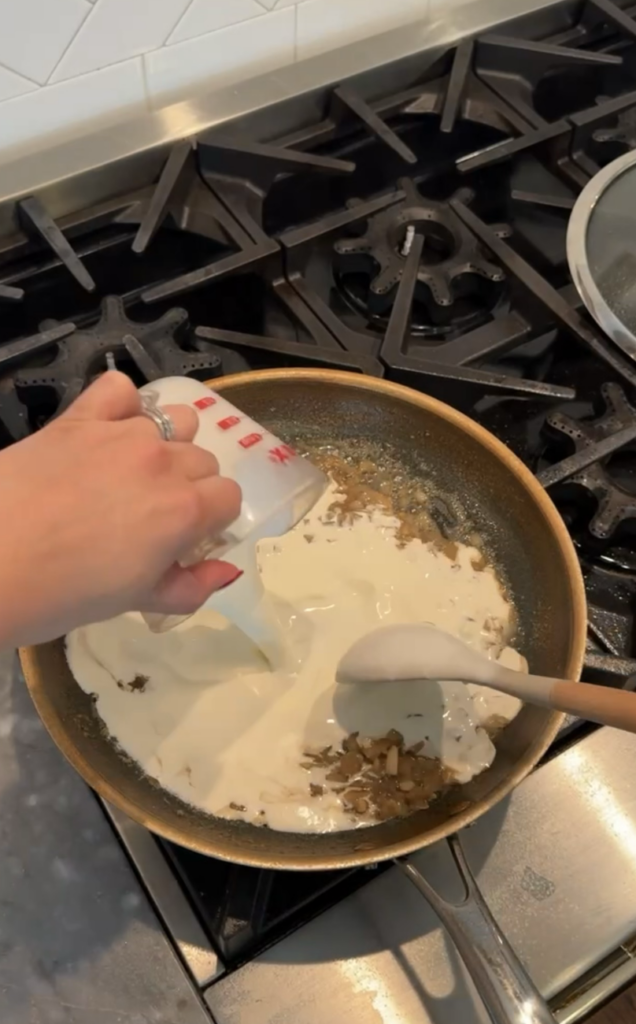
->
[15,297,215,409]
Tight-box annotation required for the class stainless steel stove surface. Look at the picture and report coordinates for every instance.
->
[3,0,636,1021]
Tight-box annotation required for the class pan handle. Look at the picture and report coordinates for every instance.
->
[397,835,555,1024]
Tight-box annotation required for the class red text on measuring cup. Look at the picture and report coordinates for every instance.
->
[269,444,296,464]
[239,433,263,449]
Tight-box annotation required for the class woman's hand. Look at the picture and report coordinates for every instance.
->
[0,371,242,647]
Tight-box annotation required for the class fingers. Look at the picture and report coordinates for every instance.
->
[192,476,242,537]
[133,403,200,443]
[63,373,201,444]
[144,561,244,615]
[169,442,219,481]
[164,404,199,443]
[64,371,142,421]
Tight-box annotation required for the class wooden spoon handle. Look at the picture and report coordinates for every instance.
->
[550,680,636,733]
[491,667,636,733]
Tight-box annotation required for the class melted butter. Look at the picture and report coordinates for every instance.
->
[66,482,523,833]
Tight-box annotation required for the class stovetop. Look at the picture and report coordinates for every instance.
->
[5,0,636,1012]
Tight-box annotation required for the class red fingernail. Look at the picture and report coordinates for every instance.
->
[217,569,244,591]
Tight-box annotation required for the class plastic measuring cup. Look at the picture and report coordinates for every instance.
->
[138,376,328,632]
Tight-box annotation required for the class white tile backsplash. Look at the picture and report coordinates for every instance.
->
[0,68,38,105]
[51,0,192,82]
[168,0,264,44]
[145,7,295,108]
[301,0,428,60]
[0,0,90,85]
[297,0,429,61]
[0,0,555,162]
[0,58,145,159]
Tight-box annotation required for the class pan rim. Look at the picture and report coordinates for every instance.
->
[20,368,587,869]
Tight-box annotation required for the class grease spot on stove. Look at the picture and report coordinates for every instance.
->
[521,866,556,901]
[0,713,16,738]
[52,857,79,884]
[121,892,142,912]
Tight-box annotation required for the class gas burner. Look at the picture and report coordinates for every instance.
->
[333,180,508,337]
[12,296,234,415]
[546,383,636,555]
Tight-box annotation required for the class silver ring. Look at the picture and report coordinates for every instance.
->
[141,392,176,442]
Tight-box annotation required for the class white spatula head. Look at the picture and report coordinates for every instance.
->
[337,623,494,685]
[337,624,636,736]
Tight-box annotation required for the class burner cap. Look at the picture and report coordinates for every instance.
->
[333,180,508,336]
[11,296,237,421]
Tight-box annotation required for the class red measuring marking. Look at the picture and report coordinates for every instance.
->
[218,415,240,430]
[268,443,296,464]
[239,432,262,449]
[193,396,216,410]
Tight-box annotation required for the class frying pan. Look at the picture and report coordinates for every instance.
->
[20,370,586,1024]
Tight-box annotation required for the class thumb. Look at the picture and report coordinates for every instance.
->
[144,561,244,615]
[63,371,142,422]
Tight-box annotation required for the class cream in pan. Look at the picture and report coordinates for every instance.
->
[66,479,524,833]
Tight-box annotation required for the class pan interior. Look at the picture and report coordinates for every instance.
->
[22,374,584,869]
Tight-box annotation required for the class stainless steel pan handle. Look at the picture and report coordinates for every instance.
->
[397,835,555,1024]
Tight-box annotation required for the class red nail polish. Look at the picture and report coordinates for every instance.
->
[217,569,244,591]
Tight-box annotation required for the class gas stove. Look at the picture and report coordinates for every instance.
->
[5,1,636,1021]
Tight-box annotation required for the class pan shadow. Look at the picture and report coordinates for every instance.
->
[218,799,512,1024]
[261,793,511,963]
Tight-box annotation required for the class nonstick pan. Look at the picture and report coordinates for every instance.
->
[21,370,586,1024]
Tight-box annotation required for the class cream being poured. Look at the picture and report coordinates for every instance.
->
[65,479,524,833]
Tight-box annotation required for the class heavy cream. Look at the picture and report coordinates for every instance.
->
[66,480,524,833]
